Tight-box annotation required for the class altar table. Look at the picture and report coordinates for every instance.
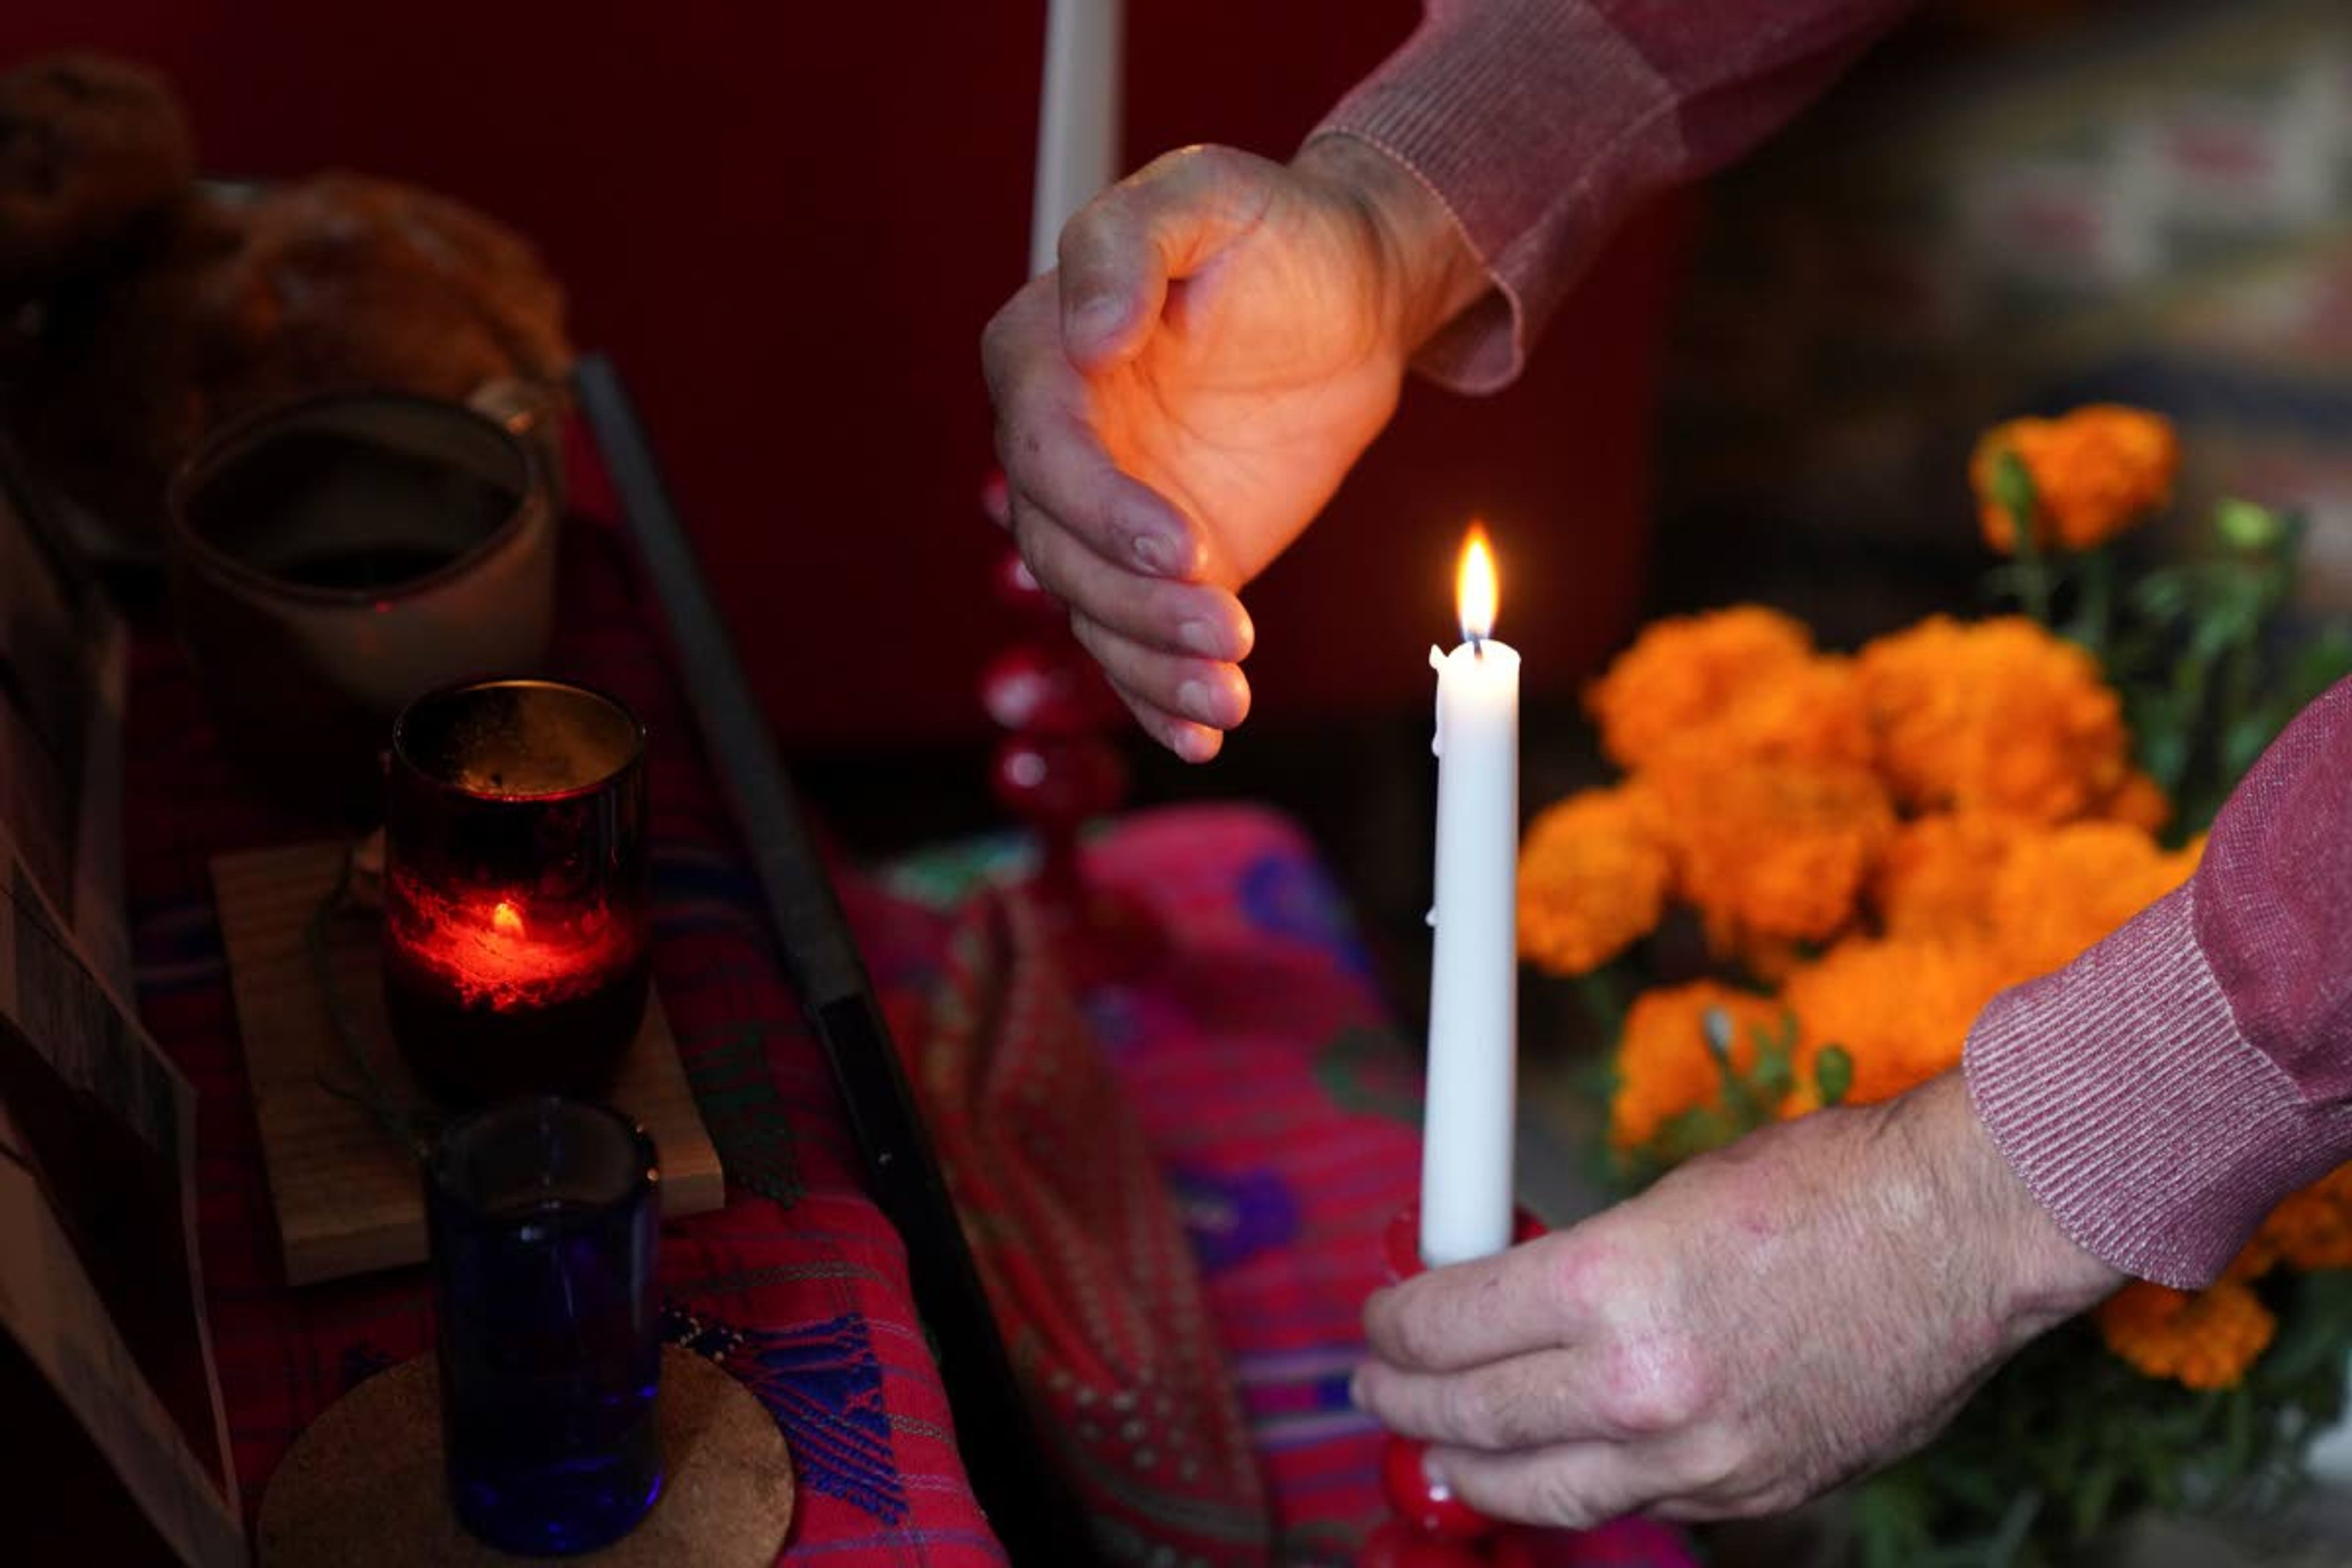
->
[121,421,1689,1566]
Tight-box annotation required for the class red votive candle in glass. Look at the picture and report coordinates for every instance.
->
[384,679,650,1106]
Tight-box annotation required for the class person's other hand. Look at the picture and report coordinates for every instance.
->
[1351,1072,2124,1525]
[981,137,1483,761]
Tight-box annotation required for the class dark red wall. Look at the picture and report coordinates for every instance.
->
[1,4,1676,747]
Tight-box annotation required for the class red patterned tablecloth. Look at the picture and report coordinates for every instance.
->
[127,474,1003,1563]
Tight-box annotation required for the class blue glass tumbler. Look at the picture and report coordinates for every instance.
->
[424,1096,664,1555]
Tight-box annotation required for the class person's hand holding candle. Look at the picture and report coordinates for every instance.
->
[1352,1073,2122,1527]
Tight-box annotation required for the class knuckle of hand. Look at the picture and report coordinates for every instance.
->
[1673,1426,1751,1494]
[1546,1236,1604,1319]
[1060,196,1131,271]
[979,307,1011,372]
[1012,538,1065,602]
[1185,142,1250,187]
[1438,1377,1504,1448]
[1598,1340,1711,1437]
[1390,1310,1453,1373]
[1527,1468,1604,1530]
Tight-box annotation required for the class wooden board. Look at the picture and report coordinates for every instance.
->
[212,842,723,1285]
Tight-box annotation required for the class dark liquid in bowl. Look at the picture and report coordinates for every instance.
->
[275,545,459,590]
[184,425,518,592]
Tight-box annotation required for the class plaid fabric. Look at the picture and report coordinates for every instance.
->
[125,432,1002,1564]
[904,883,1276,1562]
[875,811,1695,1568]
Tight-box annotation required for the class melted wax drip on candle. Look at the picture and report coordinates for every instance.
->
[397,879,633,1012]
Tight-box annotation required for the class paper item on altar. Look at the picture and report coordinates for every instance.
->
[0,442,130,998]
[0,817,241,1565]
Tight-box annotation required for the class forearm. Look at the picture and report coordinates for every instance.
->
[1308,0,1912,390]
[1967,677,2352,1288]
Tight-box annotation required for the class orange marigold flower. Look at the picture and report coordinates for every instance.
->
[1859,615,2129,823]
[1989,820,2194,979]
[1781,936,2011,1106]
[1871,813,2032,941]
[1586,607,1819,771]
[1518,788,1672,976]
[1610,981,1787,1150]
[2097,769,2172,835]
[1692,655,1877,775]
[2224,1234,2278,1284]
[1640,761,1894,949]
[2097,1280,2274,1390]
[2255,1163,2352,1272]
[1973,405,2179,554]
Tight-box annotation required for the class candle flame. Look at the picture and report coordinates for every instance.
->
[492,900,526,938]
[1457,523,1498,642]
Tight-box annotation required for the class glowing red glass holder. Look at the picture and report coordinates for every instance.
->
[382,678,652,1107]
[979,471,1163,987]
[1363,1201,1549,1567]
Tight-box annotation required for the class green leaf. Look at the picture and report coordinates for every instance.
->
[2214,496,2286,552]
[2278,624,2352,712]
[1983,1488,2044,1566]
[2222,712,2277,779]
[1814,1044,1854,1107]
[1991,447,2038,524]
[2132,568,2196,623]
[2221,1381,2253,1477]
[1701,1006,1763,1122]
[1749,1021,1794,1100]
[2262,1273,2352,1384]
[2070,1461,2119,1541]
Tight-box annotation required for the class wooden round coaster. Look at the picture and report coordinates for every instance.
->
[258,1346,793,1566]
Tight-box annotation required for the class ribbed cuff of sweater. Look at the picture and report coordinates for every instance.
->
[1308,0,1677,393]
[1966,883,2352,1289]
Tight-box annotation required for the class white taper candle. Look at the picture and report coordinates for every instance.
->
[1030,0,1125,279]
[1420,527,1520,1267]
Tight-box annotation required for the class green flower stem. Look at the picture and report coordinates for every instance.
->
[2013,524,2052,623]
[2074,546,2115,660]
[1574,964,1626,1041]
[1994,448,2053,624]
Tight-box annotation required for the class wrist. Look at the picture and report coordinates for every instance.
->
[1292,132,1488,358]
[1887,1072,2125,1338]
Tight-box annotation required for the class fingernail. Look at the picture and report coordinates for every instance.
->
[1174,724,1218,764]
[1131,532,1177,575]
[1177,619,1223,657]
[1074,294,1124,339]
[1177,679,1219,724]
[1347,1370,1367,1411]
[1422,1450,1453,1499]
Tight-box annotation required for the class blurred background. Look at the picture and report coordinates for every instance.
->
[3,0,2348,1022]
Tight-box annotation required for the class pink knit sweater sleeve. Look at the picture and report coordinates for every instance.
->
[1310,0,1909,390]
[1967,679,2352,1289]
